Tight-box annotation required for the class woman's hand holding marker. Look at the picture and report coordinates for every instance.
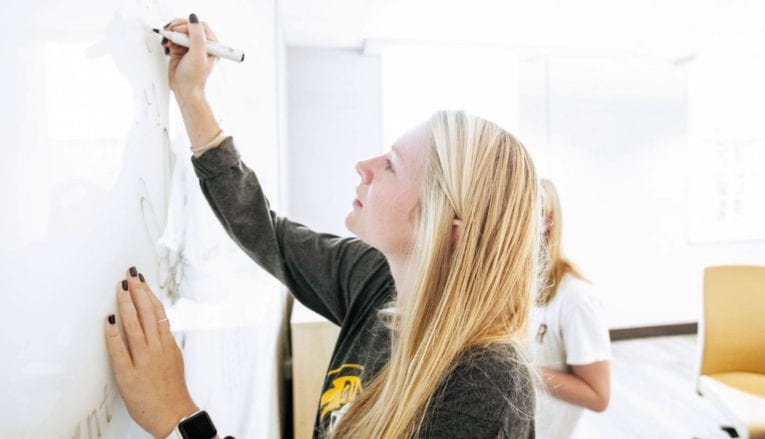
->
[161,14,219,101]
[159,13,225,152]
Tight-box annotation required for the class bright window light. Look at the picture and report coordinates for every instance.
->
[687,37,765,242]
[44,42,133,141]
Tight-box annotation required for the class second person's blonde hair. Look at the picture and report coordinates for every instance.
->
[537,178,587,306]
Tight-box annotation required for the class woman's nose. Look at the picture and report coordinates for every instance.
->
[355,160,373,184]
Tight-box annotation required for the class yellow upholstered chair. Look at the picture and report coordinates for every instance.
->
[698,265,765,439]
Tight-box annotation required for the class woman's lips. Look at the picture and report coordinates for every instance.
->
[353,199,363,208]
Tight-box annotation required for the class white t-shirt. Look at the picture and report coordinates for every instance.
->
[527,274,611,439]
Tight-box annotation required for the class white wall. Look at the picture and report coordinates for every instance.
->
[286,48,382,236]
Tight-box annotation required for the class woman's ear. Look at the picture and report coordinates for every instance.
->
[542,213,553,234]
[451,219,463,249]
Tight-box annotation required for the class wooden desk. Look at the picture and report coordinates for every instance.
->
[290,301,340,439]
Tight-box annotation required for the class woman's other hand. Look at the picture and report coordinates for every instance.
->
[104,267,199,438]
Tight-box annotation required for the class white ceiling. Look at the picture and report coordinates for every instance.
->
[280,0,765,61]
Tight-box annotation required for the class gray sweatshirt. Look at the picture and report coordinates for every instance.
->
[191,137,535,438]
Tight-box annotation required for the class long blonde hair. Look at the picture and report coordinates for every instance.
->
[331,111,541,438]
[537,179,587,306]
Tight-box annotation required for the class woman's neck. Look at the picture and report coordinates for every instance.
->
[386,253,414,304]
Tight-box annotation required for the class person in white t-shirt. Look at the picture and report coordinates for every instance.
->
[529,179,611,439]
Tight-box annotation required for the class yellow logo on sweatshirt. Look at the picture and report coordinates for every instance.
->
[320,364,365,420]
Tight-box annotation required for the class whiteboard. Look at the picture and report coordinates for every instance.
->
[0,0,176,436]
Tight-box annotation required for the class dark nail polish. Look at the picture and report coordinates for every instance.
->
[165,47,170,55]
[129,266,137,277]
[161,37,168,45]
[108,314,115,325]
[164,21,172,29]
[139,273,145,282]
[189,13,198,24]
[122,280,128,291]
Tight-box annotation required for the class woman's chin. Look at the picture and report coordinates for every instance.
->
[344,212,356,233]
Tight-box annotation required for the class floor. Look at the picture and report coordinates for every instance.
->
[572,335,734,439]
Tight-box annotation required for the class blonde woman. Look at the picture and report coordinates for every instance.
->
[104,14,540,439]
[529,179,611,439]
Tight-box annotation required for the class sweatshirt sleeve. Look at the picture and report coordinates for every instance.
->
[191,137,391,325]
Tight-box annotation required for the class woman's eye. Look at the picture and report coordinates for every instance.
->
[385,158,394,172]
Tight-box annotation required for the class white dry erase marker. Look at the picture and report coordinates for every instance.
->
[153,28,245,62]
